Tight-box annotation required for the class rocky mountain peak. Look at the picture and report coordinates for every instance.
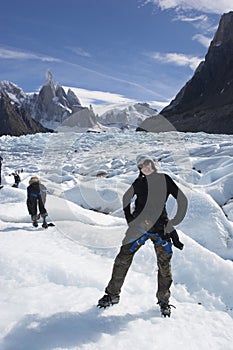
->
[0,88,51,136]
[212,11,233,44]
[0,71,100,133]
[66,89,81,107]
[0,81,26,104]
[25,71,83,124]
[154,11,233,134]
[45,69,54,85]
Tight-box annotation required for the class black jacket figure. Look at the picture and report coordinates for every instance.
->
[122,165,186,248]
[98,155,188,317]
[27,176,48,228]
[12,172,21,188]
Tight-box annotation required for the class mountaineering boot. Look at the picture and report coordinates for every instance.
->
[158,302,176,317]
[31,215,38,227]
[42,219,48,229]
[41,213,48,229]
[33,220,38,227]
[97,293,120,308]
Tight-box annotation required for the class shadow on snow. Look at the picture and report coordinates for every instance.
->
[0,306,160,350]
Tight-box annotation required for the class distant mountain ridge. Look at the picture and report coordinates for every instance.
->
[0,72,158,135]
[98,103,157,129]
[0,72,99,135]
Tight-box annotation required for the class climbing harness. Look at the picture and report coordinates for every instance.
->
[130,227,173,255]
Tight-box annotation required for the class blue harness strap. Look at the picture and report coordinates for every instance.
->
[27,189,46,198]
[29,192,40,197]
[130,227,173,255]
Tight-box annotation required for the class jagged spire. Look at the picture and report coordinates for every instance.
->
[45,69,53,85]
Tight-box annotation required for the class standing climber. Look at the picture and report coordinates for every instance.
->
[97,155,188,317]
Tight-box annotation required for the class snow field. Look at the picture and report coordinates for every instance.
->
[0,131,233,349]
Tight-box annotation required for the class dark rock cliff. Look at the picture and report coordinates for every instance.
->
[0,90,51,137]
[139,12,233,134]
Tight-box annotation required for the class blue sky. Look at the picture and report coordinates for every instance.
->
[0,0,232,111]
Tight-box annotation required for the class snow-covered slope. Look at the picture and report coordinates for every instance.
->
[0,80,26,104]
[0,131,233,349]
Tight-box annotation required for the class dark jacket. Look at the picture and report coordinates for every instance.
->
[13,173,21,185]
[26,182,47,216]
[122,171,188,243]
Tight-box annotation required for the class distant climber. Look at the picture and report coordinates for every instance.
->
[11,171,21,188]
[26,176,49,228]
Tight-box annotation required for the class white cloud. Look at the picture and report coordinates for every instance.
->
[193,34,212,48]
[144,0,233,14]
[63,86,138,114]
[174,13,218,35]
[174,14,208,22]
[63,86,167,114]
[144,1,226,50]
[0,47,60,62]
[148,51,202,70]
[65,86,137,105]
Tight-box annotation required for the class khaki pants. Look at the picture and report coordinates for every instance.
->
[105,240,172,304]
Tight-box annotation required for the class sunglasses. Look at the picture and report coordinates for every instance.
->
[138,159,152,169]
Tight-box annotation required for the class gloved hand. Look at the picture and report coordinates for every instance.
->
[169,230,184,250]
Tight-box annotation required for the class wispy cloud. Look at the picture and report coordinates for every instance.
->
[174,12,218,36]
[144,0,233,14]
[143,1,227,50]
[174,14,208,22]
[0,45,167,101]
[66,46,91,58]
[147,51,202,70]
[0,47,60,62]
[64,86,137,105]
[173,13,210,29]
[192,34,212,48]
[62,60,168,100]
